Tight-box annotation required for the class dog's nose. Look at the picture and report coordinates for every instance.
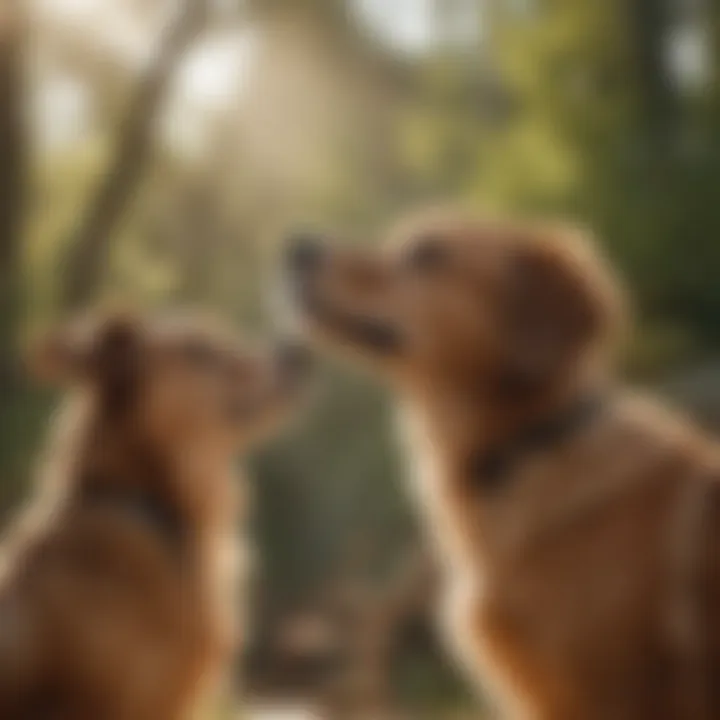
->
[276,341,313,380]
[285,233,325,274]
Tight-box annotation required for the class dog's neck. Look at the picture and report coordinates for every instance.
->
[397,370,611,579]
[468,393,605,491]
[42,394,237,539]
[408,368,607,488]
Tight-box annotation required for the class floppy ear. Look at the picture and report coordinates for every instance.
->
[28,312,143,401]
[501,233,617,391]
[86,314,144,410]
[27,316,95,385]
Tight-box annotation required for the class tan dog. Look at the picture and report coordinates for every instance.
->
[0,311,308,719]
[285,213,720,719]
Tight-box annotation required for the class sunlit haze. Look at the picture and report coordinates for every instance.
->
[33,0,431,153]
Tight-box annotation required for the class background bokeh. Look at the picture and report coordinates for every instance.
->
[2,0,720,716]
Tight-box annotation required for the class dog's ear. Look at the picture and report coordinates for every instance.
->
[87,314,144,410]
[501,231,619,391]
[28,315,95,385]
[28,312,143,400]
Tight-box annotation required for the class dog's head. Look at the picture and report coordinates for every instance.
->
[29,310,311,453]
[285,211,623,399]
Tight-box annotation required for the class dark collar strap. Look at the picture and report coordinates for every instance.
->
[471,394,606,491]
[78,482,185,556]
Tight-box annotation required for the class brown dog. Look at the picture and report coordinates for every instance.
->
[0,311,308,719]
[286,212,720,719]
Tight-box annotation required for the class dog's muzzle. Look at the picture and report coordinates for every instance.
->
[283,234,402,355]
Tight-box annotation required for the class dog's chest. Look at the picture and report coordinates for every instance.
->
[396,406,485,663]
[396,405,479,580]
[396,406,537,716]
[193,478,250,663]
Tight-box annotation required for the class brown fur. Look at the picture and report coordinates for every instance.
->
[0,311,303,719]
[290,210,720,719]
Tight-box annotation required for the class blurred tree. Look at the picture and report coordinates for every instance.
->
[0,1,50,512]
[0,0,26,390]
[59,0,209,311]
[629,0,677,143]
[443,0,720,369]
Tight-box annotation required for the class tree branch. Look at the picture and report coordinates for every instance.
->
[59,0,208,311]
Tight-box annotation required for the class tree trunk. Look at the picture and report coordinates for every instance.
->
[712,0,720,121]
[0,1,27,390]
[59,0,207,312]
[627,0,677,146]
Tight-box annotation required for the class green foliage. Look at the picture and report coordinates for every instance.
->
[253,365,413,601]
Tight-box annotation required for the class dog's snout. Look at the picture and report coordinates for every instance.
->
[286,233,325,274]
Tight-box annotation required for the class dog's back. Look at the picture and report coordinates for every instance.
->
[0,311,308,719]
[0,400,220,719]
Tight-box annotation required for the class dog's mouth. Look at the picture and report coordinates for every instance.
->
[225,394,267,425]
[223,383,296,435]
[280,233,404,356]
[293,281,402,355]
[225,344,312,428]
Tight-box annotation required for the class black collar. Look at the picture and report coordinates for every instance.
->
[78,482,186,556]
[470,394,606,491]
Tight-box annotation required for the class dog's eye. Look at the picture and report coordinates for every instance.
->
[405,237,446,272]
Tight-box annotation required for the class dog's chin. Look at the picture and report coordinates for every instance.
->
[277,270,403,358]
[227,399,291,449]
[299,291,402,357]
[226,382,299,429]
